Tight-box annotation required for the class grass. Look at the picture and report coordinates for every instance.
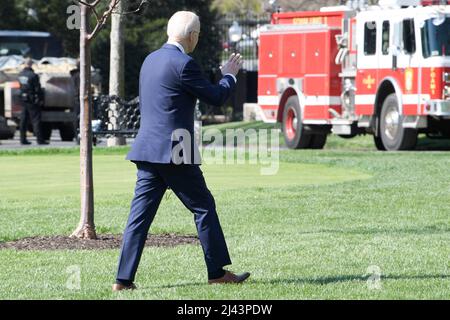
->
[0,122,449,299]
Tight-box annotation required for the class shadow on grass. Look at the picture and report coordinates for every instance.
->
[415,137,450,151]
[253,274,450,286]
[149,274,450,290]
[296,225,450,236]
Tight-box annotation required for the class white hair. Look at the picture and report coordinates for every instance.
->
[167,11,200,39]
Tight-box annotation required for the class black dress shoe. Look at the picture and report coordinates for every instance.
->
[21,140,32,145]
[112,283,137,291]
[208,271,251,284]
[37,140,49,145]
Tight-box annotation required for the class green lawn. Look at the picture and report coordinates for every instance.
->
[0,124,449,299]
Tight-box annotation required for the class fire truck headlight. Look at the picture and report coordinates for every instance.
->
[444,85,450,100]
[405,68,414,92]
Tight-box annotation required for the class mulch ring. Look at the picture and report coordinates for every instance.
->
[0,234,199,251]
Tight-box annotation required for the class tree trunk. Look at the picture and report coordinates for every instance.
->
[71,4,97,239]
[109,0,125,97]
[107,0,126,147]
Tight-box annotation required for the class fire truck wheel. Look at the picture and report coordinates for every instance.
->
[373,135,386,151]
[59,123,75,141]
[282,96,311,149]
[379,94,417,151]
[309,134,327,149]
[0,117,15,139]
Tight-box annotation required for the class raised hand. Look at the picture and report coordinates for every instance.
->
[220,53,244,77]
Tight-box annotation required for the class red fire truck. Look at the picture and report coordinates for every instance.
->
[258,0,450,150]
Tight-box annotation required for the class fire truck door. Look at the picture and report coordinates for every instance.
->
[396,17,423,114]
[393,18,419,70]
[356,19,379,109]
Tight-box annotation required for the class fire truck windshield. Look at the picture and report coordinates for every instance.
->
[421,16,450,58]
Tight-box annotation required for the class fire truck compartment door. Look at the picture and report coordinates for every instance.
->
[303,32,328,75]
[280,33,303,76]
[259,33,279,75]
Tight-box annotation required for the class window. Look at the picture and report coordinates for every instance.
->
[402,19,416,54]
[364,21,377,55]
[0,42,30,56]
[0,36,62,59]
[382,21,390,55]
[421,17,450,58]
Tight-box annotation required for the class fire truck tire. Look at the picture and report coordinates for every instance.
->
[309,134,327,149]
[373,135,386,151]
[59,123,75,141]
[0,117,15,139]
[379,94,417,151]
[282,96,311,149]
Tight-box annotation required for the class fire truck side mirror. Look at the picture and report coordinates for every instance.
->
[392,22,402,51]
[391,46,399,70]
[391,22,402,70]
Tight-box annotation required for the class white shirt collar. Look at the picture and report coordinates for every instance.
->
[166,41,185,54]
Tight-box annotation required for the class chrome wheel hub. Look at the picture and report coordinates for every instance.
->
[292,117,298,130]
[384,107,399,141]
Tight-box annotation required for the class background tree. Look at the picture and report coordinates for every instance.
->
[71,0,147,239]
[92,0,220,98]
[2,0,380,99]
[211,0,265,15]
[0,2,26,29]
[2,0,226,99]
[269,0,340,11]
[71,0,117,239]
[108,0,126,146]
[109,1,125,98]
[266,0,378,12]
[0,0,79,56]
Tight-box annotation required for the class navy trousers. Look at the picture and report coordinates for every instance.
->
[116,161,232,282]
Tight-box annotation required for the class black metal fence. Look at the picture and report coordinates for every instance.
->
[92,95,201,138]
[92,95,140,137]
[216,14,271,72]
[210,14,271,120]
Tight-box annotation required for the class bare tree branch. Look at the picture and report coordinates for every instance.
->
[74,0,148,37]
[90,0,103,6]
[73,0,94,7]
[91,6,101,22]
[73,0,103,7]
[118,0,149,15]
[73,0,109,24]
[87,0,121,41]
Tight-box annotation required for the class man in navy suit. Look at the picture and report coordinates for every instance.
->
[113,11,250,291]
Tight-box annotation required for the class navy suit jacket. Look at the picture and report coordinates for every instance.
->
[126,44,236,164]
